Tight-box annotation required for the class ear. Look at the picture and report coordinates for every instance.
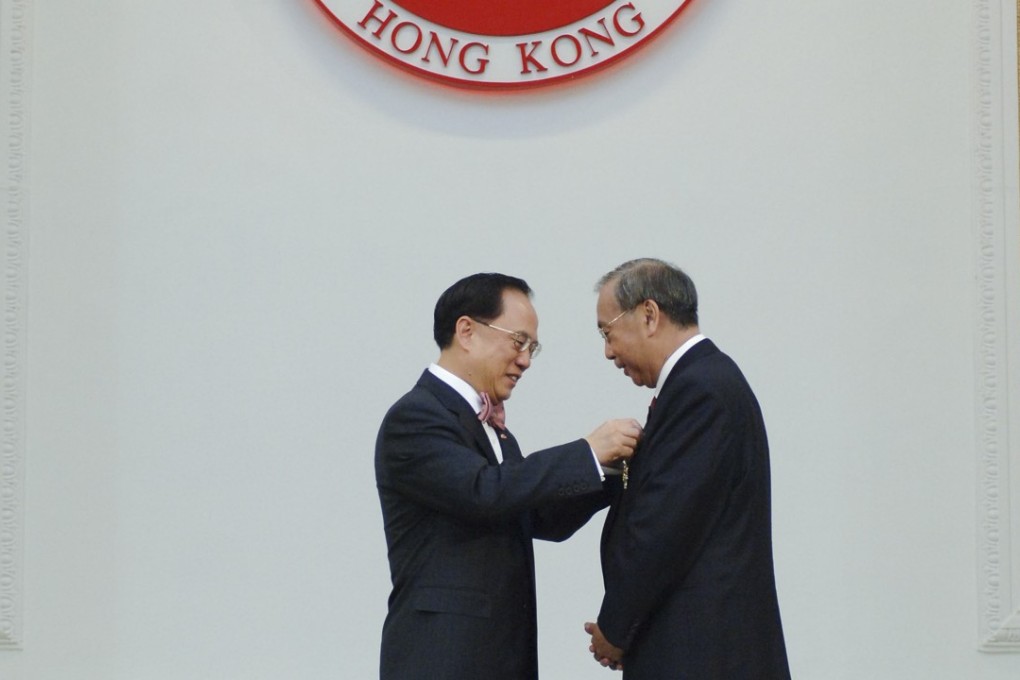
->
[454,316,475,350]
[642,299,662,336]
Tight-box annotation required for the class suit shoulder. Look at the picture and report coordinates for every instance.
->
[662,347,753,403]
[382,381,449,424]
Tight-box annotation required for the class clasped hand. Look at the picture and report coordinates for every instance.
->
[584,621,624,672]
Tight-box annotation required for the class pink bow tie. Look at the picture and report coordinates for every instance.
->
[478,392,506,430]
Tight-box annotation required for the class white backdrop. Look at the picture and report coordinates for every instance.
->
[1,0,1019,678]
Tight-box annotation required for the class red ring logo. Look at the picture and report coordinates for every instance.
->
[313,0,695,89]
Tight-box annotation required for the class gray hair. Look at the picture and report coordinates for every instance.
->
[596,258,698,328]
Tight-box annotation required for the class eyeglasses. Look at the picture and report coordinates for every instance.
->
[598,309,631,341]
[472,319,542,358]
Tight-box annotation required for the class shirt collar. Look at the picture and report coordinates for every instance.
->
[428,363,483,415]
[653,334,705,399]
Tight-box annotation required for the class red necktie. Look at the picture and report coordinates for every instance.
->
[478,392,506,430]
[625,396,656,490]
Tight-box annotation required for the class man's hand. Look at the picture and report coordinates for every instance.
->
[585,419,642,466]
[584,621,624,671]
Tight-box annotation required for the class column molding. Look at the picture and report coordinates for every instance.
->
[975,0,1020,653]
[0,0,30,652]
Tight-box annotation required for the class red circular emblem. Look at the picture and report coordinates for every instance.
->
[313,0,695,89]
[389,1,616,36]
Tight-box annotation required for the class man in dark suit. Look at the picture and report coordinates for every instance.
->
[376,272,643,680]
[585,258,791,678]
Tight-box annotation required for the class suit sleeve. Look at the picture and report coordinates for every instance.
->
[376,392,604,525]
[530,479,614,542]
[597,380,740,650]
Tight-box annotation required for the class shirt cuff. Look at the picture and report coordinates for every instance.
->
[589,446,606,481]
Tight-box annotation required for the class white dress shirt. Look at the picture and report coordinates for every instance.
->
[653,334,706,398]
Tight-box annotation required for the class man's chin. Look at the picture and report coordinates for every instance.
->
[500,380,519,400]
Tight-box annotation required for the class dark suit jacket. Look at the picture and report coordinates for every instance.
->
[377,370,612,680]
[598,340,791,679]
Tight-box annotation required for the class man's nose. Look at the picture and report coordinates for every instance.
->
[515,350,532,370]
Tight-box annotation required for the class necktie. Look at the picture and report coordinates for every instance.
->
[478,392,506,430]
[625,396,656,490]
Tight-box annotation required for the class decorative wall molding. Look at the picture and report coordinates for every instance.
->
[975,0,1020,654]
[0,0,29,652]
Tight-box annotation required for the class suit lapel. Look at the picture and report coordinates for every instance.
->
[498,428,524,462]
[460,411,503,465]
[657,339,717,399]
[417,370,499,464]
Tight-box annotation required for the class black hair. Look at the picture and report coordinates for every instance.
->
[433,273,532,349]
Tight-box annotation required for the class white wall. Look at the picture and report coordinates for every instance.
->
[1,0,1018,678]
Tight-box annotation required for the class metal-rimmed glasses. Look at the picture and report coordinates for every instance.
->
[598,309,632,341]
[473,319,542,358]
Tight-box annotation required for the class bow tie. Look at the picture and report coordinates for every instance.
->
[478,392,506,430]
